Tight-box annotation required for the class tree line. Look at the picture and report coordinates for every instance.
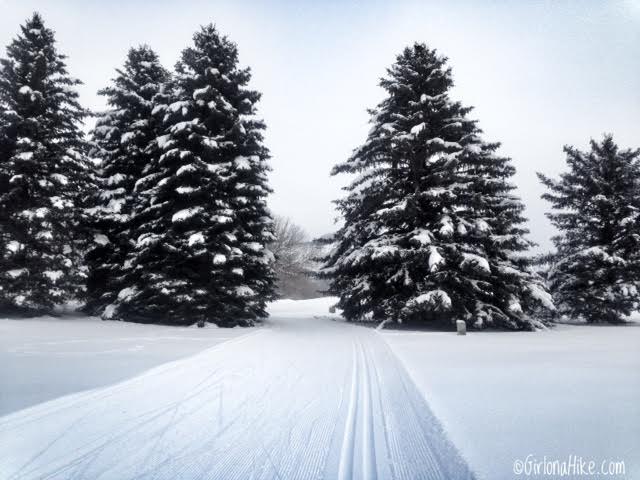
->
[1,13,638,329]
[319,44,639,329]
[0,13,275,326]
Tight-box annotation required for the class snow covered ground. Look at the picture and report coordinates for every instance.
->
[382,322,640,479]
[0,299,472,480]
[1,299,637,479]
[0,315,247,415]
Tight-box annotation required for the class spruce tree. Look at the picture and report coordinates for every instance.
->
[0,13,91,315]
[538,135,640,323]
[322,43,552,330]
[106,24,276,326]
[85,46,169,315]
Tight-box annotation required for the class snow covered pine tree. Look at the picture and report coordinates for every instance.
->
[105,24,276,326]
[322,43,553,330]
[0,13,91,316]
[84,46,169,315]
[538,136,640,323]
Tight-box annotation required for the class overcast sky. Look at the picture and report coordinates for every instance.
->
[1,0,639,250]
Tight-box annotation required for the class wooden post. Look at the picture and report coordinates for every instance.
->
[456,320,466,335]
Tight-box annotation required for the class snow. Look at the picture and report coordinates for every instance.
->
[6,241,21,253]
[212,253,227,264]
[0,299,636,479]
[0,316,246,415]
[202,136,218,149]
[106,173,126,186]
[428,246,445,271]
[167,100,190,114]
[410,122,426,135]
[117,287,137,301]
[121,131,137,143]
[192,85,211,99]
[15,151,34,160]
[409,289,452,309]
[18,86,38,101]
[426,137,461,148]
[0,299,473,479]
[6,269,27,279]
[171,206,203,223]
[176,164,196,176]
[244,241,263,252]
[93,233,109,245]
[49,196,67,209]
[382,323,640,480]
[235,285,256,297]
[50,173,68,185]
[371,245,397,259]
[475,219,491,232]
[156,134,173,150]
[234,155,252,170]
[170,120,197,134]
[411,229,432,245]
[188,232,205,246]
[527,283,555,310]
[439,216,454,236]
[43,270,63,282]
[460,252,491,274]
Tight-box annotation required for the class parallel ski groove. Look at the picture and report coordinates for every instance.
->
[359,339,377,480]
[337,341,358,480]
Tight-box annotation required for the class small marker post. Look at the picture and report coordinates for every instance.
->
[456,320,466,335]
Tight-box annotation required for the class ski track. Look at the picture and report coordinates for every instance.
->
[0,314,475,480]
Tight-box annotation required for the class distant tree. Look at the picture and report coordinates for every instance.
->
[538,135,640,323]
[107,25,276,326]
[270,216,312,276]
[322,43,552,330]
[84,46,169,315]
[270,215,325,299]
[0,13,91,315]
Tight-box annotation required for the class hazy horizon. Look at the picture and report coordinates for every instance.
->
[1,0,638,251]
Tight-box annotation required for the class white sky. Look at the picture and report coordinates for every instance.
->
[1,0,639,251]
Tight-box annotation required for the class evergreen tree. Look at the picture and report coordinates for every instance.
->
[85,46,169,314]
[0,13,91,315]
[322,43,552,330]
[538,135,640,323]
[106,24,276,326]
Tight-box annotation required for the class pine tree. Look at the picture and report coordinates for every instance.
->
[0,13,91,315]
[106,24,276,326]
[84,46,169,315]
[322,43,552,330]
[538,135,640,323]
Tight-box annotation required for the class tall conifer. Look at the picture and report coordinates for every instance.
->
[323,44,552,330]
[108,25,275,325]
[0,13,91,315]
[538,136,640,323]
[85,46,169,314]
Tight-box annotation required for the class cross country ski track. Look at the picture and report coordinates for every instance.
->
[0,310,475,480]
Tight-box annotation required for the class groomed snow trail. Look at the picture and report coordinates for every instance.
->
[0,308,475,480]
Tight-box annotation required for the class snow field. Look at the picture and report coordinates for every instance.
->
[382,323,640,479]
[0,316,246,415]
[2,300,637,480]
[0,300,474,480]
